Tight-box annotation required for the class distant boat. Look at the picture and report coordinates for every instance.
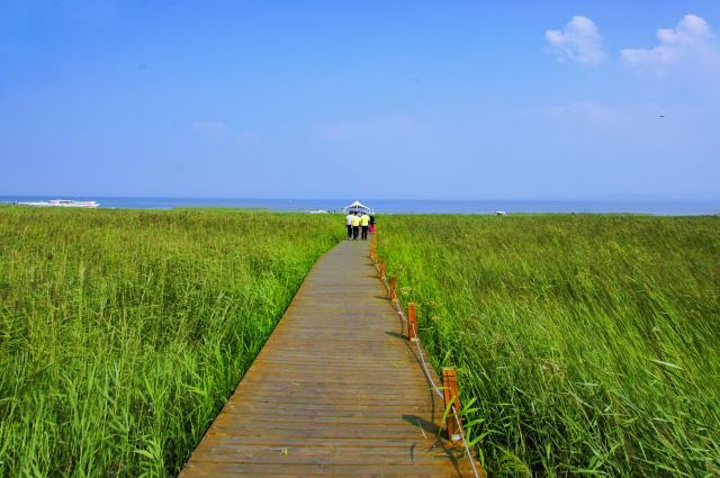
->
[495,210,507,216]
[308,209,329,214]
[17,199,100,208]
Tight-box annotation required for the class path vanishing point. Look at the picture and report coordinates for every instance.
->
[180,240,479,477]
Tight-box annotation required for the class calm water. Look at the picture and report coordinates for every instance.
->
[2,196,719,216]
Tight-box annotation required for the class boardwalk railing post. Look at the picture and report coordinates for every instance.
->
[408,303,418,342]
[442,367,463,442]
[380,260,386,279]
[389,275,397,301]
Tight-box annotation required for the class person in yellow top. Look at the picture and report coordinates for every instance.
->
[351,213,362,240]
[360,213,371,240]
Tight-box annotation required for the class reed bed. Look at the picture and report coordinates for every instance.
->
[0,207,342,476]
[377,214,719,476]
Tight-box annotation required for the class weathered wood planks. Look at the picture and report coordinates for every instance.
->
[180,240,477,477]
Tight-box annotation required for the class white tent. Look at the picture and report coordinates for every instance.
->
[342,200,374,214]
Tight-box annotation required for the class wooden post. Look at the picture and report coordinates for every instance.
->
[379,260,386,280]
[408,303,418,342]
[442,367,462,442]
[389,275,397,301]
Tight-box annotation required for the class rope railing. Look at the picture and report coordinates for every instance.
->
[369,234,483,478]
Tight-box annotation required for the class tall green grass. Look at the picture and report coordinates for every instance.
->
[378,215,720,476]
[0,207,342,476]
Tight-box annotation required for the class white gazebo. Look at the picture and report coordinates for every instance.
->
[342,200,374,215]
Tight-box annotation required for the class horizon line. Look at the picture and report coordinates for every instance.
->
[2,194,720,202]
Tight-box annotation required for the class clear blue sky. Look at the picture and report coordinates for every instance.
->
[1,1,719,199]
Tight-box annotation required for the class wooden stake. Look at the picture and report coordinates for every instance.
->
[442,367,462,442]
[389,275,397,301]
[379,260,386,280]
[408,303,418,342]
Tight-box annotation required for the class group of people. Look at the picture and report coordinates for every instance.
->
[345,211,376,241]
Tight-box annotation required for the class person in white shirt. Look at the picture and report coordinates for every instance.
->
[345,212,355,240]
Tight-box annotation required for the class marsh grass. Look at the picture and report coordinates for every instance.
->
[0,207,342,476]
[378,214,720,476]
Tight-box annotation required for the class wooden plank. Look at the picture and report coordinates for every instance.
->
[182,462,465,478]
[180,240,478,477]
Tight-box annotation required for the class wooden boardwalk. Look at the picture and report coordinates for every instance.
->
[180,240,476,477]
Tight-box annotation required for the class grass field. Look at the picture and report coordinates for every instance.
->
[0,207,342,476]
[377,215,720,476]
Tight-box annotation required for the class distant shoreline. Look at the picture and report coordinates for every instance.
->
[1,196,719,216]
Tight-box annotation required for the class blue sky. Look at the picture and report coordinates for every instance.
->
[1,1,719,199]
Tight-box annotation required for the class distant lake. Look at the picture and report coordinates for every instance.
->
[2,196,719,216]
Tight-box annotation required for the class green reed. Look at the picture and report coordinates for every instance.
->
[378,214,720,477]
[0,207,342,476]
